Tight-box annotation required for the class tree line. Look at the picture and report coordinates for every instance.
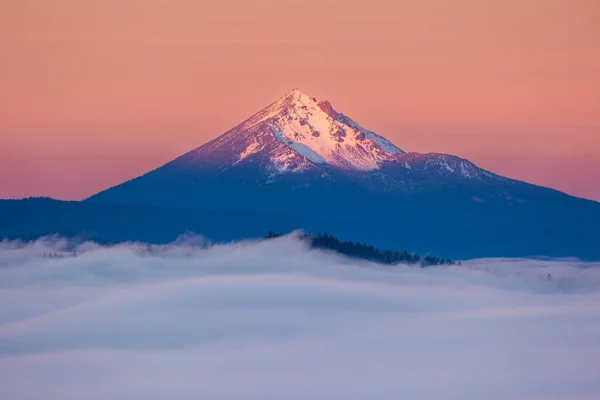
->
[265,231,459,266]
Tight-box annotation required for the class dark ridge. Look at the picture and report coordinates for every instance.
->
[265,231,460,267]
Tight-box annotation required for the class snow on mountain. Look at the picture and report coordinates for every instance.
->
[175,88,499,182]
[180,89,410,173]
[395,153,502,180]
[265,89,404,170]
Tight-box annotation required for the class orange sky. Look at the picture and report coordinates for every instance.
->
[1,0,599,201]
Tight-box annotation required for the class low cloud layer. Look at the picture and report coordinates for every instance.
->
[1,234,600,400]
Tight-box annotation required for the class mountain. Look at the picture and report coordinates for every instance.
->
[88,89,511,211]
[4,90,599,259]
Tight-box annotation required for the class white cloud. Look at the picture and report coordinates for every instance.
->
[1,234,600,400]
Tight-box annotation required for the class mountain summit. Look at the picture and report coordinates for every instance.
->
[175,88,405,172]
[155,88,497,182]
[85,89,600,259]
[218,88,405,171]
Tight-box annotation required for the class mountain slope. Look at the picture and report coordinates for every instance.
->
[3,196,599,260]
[81,89,600,259]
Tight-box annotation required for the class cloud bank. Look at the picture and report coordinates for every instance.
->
[1,234,600,400]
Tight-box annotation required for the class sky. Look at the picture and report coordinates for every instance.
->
[1,233,600,399]
[1,0,599,201]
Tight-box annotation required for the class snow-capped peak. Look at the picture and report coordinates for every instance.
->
[255,89,405,171]
[184,89,410,174]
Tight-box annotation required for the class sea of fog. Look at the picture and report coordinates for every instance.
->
[1,233,600,400]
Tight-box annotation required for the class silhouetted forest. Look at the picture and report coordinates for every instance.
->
[266,231,459,266]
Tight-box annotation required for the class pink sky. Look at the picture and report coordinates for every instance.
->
[1,0,599,201]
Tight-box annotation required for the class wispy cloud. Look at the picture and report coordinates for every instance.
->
[1,234,599,399]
